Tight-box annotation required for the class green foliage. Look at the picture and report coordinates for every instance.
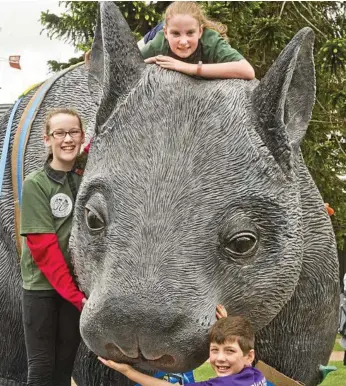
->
[40,1,169,65]
[47,55,84,72]
[40,1,346,245]
[40,1,97,51]
[116,1,167,40]
[319,38,346,75]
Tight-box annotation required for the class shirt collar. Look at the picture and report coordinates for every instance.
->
[44,153,85,184]
[44,156,68,185]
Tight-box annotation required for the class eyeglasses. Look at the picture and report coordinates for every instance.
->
[49,129,83,139]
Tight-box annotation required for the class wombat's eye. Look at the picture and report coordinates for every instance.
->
[85,208,105,232]
[224,232,257,257]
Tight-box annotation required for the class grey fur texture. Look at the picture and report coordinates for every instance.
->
[0,3,339,386]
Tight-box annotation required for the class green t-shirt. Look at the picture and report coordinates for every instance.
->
[20,163,82,290]
[140,28,244,64]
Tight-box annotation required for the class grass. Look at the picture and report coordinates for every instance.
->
[333,334,344,352]
[193,361,346,386]
[193,362,215,381]
[334,341,344,352]
[321,361,346,386]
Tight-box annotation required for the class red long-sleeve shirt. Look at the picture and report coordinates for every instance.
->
[26,233,85,311]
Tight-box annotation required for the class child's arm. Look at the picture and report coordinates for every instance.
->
[26,234,86,311]
[98,358,171,386]
[197,60,255,80]
[145,56,255,80]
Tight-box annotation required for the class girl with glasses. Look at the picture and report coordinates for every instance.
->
[20,108,87,386]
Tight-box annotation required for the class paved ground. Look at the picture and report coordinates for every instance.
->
[330,350,345,361]
[330,337,345,361]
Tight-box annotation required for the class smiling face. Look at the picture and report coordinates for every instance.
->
[164,14,203,59]
[44,113,85,171]
[209,340,254,377]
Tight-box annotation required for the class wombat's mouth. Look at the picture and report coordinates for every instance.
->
[105,343,176,370]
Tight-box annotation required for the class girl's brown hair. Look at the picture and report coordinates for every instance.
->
[164,2,229,42]
[44,108,83,136]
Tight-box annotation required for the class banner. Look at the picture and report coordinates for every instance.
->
[9,55,21,70]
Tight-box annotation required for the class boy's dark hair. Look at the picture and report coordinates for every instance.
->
[209,316,255,354]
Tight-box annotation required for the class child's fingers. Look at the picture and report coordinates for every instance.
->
[98,356,108,365]
[98,358,132,374]
[98,357,118,370]
[144,57,157,64]
[98,357,113,366]
[156,58,175,66]
[157,63,175,71]
[156,58,170,65]
[156,55,170,60]
[156,56,174,64]
[216,304,228,318]
[158,63,172,69]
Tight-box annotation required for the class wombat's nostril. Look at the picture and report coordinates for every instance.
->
[105,342,171,362]
[105,342,139,359]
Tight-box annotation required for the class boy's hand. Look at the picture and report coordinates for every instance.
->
[216,304,228,319]
[98,357,132,374]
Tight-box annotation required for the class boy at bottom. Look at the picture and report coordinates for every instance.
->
[99,315,266,385]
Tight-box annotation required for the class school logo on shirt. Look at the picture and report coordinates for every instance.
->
[50,193,73,218]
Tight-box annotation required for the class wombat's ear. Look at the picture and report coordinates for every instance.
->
[88,2,144,133]
[252,27,315,176]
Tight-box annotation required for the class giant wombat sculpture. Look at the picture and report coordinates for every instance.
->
[0,3,339,386]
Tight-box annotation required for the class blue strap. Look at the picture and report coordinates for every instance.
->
[15,80,54,207]
[143,21,164,44]
[0,98,22,198]
[15,63,82,207]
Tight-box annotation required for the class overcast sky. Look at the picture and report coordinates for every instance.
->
[0,1,81,103]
